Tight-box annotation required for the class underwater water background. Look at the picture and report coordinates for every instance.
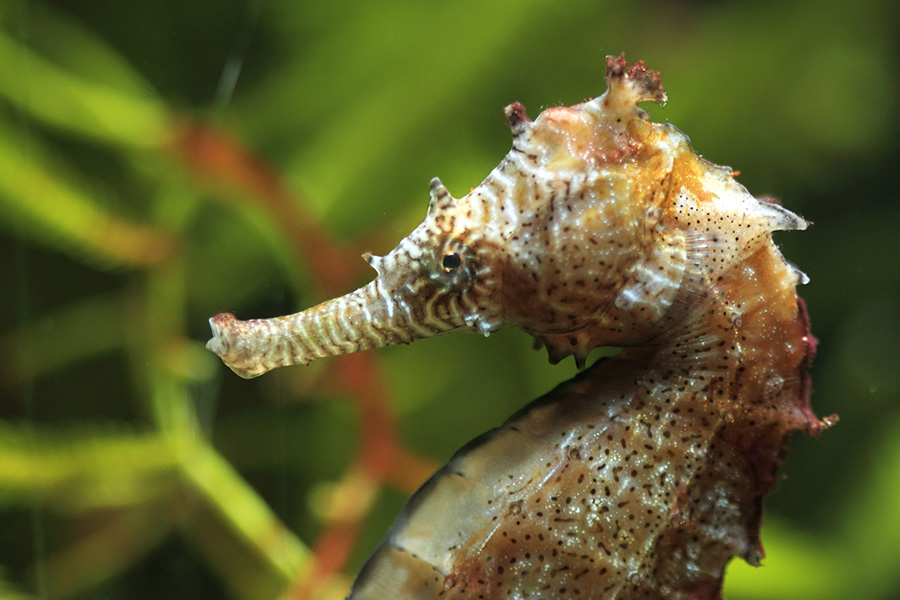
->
[0,0,898,598]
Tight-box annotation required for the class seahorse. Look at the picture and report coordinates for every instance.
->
[207,56,834,599]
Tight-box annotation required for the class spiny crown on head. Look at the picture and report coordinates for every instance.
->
[364,55,679,367]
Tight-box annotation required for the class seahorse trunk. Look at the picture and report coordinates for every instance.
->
[347,229,835,600]
[206,278,454,379]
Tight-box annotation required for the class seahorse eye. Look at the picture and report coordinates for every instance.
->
[442,253,462,272]
[426,241,475,291]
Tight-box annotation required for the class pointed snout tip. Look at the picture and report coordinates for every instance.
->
[205,312,266,379]
[206,312,236,358]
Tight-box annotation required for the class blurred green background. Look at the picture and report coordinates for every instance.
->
[0,0,898,599]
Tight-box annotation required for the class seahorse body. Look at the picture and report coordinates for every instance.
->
[347,236,823,599]
[207,56,832,598]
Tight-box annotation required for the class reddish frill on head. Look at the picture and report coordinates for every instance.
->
[605,54,667,105]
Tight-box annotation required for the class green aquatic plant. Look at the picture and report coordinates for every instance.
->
[0,2,897,599]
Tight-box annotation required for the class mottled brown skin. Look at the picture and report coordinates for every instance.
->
[207,56,833,598]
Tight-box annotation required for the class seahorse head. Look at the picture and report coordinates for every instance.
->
[208,56,805,378]
[351,56,679,366]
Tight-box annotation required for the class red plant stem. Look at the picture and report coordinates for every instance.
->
[170,120,364,294]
